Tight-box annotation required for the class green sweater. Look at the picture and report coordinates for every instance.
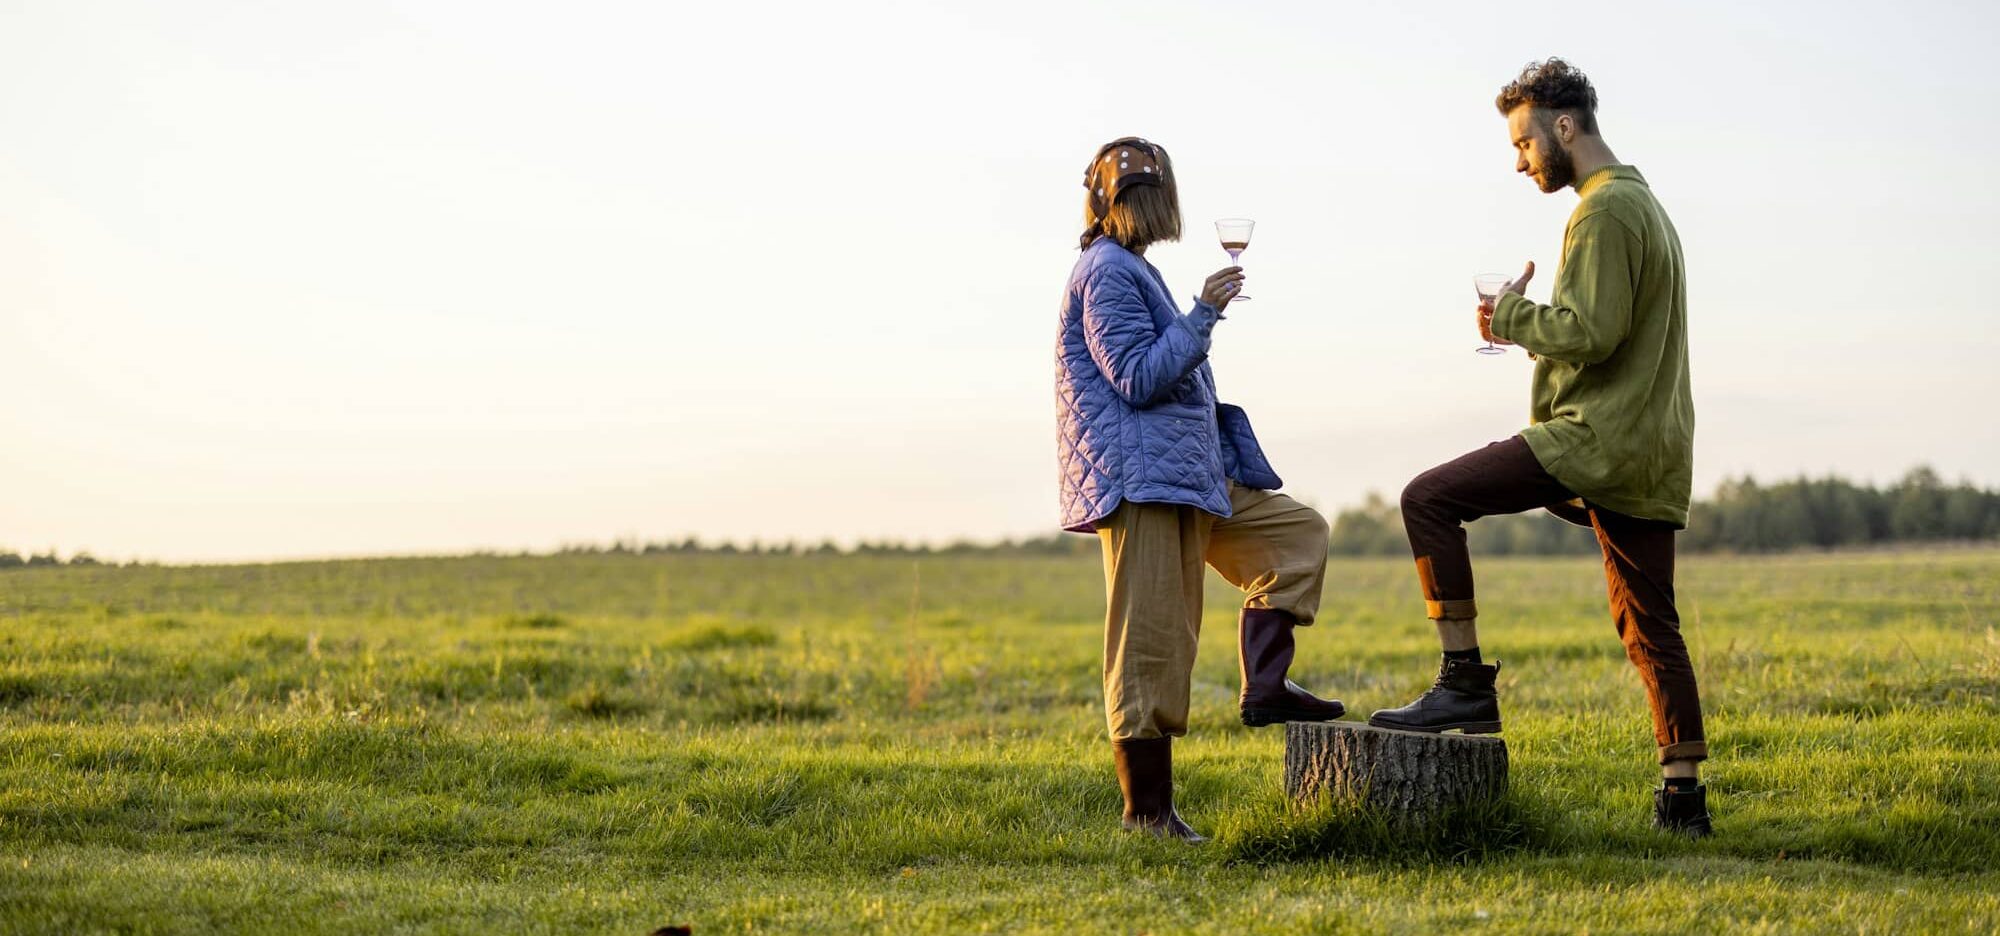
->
[1490,165,1694,527]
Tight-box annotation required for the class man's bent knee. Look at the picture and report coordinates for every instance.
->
[1400,472,1444,519]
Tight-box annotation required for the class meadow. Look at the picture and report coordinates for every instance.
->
[2,548,1997,934]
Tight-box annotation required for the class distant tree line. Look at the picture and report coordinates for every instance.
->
[12,467,1994,567]
[568,467,2000,560]
[553,535,1097,558]
[0,550,101,570]
[1329,466,2000,556]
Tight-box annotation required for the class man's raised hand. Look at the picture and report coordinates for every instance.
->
[1477,299,1510,346]
[1478,260,1536,346]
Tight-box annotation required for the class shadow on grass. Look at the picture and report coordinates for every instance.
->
[563,682,648,719]
[1704,806,2000,874]
[1219,779,2000,875]
[0,674,43,706]
[1217,789,1567,867]
[665,624,777,652]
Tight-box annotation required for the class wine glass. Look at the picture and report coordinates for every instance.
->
[1473,273,1510,355]
[1215,218,1254,301]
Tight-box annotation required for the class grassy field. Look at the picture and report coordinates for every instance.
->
[2,548,1997,934]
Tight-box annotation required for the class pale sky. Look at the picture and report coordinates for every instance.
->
[3,1,1996,563]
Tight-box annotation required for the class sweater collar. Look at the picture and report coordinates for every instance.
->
[1577,164,1644,197]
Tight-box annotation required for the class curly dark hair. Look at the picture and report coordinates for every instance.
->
[1495,58,1598,134]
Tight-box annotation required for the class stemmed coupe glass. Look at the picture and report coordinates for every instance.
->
[1474,273,1510,355]
[1215,218,1254,301]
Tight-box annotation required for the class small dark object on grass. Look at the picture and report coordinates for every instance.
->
[650,926,692,936]
[507,613,566,629]
[565,683,642,719]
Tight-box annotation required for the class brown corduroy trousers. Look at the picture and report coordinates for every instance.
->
[1401,436,1708,765]
[1096,484,1330,741]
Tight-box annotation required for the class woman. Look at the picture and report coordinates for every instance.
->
[1055,137,1345,841]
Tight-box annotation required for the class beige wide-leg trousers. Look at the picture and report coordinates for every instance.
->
[1097,484,1330,741]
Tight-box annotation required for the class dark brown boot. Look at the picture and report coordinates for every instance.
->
[1238,608,1346,728]
[1111,737,1205,842]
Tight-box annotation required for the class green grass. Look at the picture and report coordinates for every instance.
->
[3,549,1998,933]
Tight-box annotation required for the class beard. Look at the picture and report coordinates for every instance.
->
[1535,144,1576,192]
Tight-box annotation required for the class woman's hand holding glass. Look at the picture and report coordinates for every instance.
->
[1200,266,1245,311]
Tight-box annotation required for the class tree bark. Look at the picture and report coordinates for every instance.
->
[1283,721,1507,820]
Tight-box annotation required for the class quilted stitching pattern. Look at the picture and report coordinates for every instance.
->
[1055,239,1284,532]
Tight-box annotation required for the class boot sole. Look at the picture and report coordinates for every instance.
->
[1122,818,1209,843]
[1365,716,1502,735]
[1240,703,1346,728]
[1653,819,1713,838]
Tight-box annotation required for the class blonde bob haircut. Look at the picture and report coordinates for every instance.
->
[1080,142,1182,251]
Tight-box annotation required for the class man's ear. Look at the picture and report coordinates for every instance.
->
[1554,113,1575,144]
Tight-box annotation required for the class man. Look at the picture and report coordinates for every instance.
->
[1368,59,1712,836]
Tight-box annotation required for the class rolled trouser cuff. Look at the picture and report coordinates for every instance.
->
[1106,696,1192,742]
[1425,598,1478,621]
[1243,598,1314,627]
[1106,701,1191,742]
[1659,740,1708,765]
[1109,729,1179,742]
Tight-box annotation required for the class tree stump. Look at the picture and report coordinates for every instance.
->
[1283,721,1507,821]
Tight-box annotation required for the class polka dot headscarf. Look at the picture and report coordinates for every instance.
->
[1083,136,1166,226]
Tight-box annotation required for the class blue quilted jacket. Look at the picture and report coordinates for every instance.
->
[1055,237,1283,532]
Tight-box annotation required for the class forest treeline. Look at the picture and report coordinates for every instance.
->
[7,467,1995,568]
[0,551,101,570]
[584,466,2000,558]
[1328,466,2000,556]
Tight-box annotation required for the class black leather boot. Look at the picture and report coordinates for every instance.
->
[1112,737,1205,842]
[1654,783,1713,837]
[1367,658,1502,734]
[1238,609,1345,727]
